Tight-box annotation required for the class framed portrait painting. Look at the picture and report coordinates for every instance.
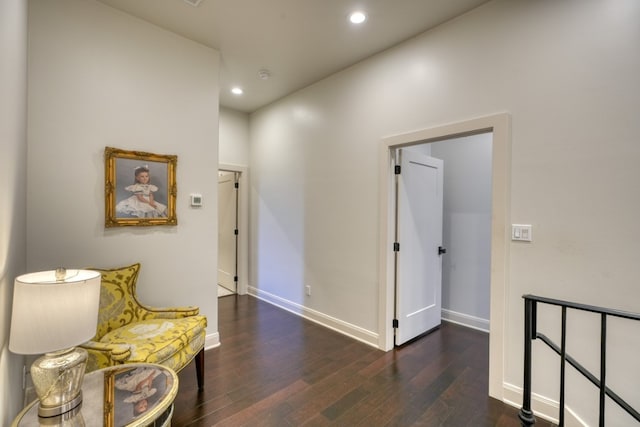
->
[105,147,177,227]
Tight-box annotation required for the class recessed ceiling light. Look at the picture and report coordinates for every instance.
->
[349,11,366,24]
[231,87,243,95]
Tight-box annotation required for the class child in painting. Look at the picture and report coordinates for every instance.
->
[115,367,162,416]
[116,166,167,218]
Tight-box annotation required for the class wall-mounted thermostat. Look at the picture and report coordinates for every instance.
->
[190,194,203,207]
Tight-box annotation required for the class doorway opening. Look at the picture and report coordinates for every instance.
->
[218,164,249,298]
[378,113,511,400]
[393,133,493,346]
[393,148,445,346]
[218,170,238,297]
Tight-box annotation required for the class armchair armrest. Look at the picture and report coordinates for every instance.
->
[81,340,132,363]
[81,340,132,373]
[140,305,200,320]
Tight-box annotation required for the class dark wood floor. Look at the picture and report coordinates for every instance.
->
[173,295,554,426]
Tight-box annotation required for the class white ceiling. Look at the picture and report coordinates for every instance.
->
[97,0,489,113]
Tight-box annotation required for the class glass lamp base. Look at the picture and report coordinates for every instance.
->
[31,347,88,418]
[36,404,85,426]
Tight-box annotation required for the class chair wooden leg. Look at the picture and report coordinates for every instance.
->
[195,348,205,390]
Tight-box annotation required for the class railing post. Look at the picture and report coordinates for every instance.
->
[559,306,567,426]
[599,314,607,427]
[519,297,536,426]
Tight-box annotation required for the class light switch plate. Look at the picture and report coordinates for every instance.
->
[512,224,532,242]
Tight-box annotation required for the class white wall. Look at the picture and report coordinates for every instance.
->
[220,107,250,166]
[432,133,492,330]
[0,0,28,423]
[27,0,221,346]
[249,0,640,424]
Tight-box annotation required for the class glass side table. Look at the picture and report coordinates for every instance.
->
[12,363,178,427]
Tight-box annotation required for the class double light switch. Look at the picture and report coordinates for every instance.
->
[512,224,532,242]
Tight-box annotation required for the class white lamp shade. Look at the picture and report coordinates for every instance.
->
[9,269,101,355]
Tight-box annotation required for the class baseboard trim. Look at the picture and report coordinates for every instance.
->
[248,286,379,348]
[503,382,587,427]
[205,331,220,350]
[441,308,489,333]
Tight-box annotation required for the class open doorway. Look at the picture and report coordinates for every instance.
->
[393,148,445,345]
[218,164,249,297]
[218,170,238,297]
[431,135,493,332]
[378,113,511,400]
[393,134,492,345]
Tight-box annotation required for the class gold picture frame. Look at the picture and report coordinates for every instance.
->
[105,147,177,227]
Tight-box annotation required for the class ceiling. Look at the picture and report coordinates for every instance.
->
[97,0,489,113]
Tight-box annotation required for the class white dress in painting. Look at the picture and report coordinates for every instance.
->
[115,184,167,218]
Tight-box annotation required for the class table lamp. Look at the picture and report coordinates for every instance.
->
[9,268,101,418]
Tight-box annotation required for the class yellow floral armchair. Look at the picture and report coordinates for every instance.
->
[80,263,207,389]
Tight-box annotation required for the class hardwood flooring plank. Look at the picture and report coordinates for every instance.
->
[172,295,555,427]
[214,379,309,427]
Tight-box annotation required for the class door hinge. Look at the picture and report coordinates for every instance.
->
[392,319,399,328]
[234,182,239,189]
[234,229,239,235]
[394,165,401,175]
[234,276,238,282]
[393,242,400,252]
[438,246,447,255]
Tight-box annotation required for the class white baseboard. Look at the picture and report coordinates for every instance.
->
[205,331,220,350]
[503,382,587,427]
[248,286,379,348]
[441,308,489,333]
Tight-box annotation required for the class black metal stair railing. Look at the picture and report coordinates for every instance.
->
[519,294,640,427]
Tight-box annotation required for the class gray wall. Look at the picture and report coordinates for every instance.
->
[220,107,250,166]
[0,0,28,423]
[249,1,640,424]
[5,0,640,424]
[5,0,222,419]
[26,0,221,370]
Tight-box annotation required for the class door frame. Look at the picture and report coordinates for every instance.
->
[219,163,249,295]
[377,113,510,400]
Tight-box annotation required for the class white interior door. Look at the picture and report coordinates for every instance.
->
[218,171,238,292]
[395,149,444,345]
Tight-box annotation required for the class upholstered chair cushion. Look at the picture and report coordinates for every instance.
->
[97,317,206,371]
[80,263,207,388]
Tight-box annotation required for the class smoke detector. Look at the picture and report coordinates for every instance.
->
[258,69,271,80]
[183,0,203,7]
